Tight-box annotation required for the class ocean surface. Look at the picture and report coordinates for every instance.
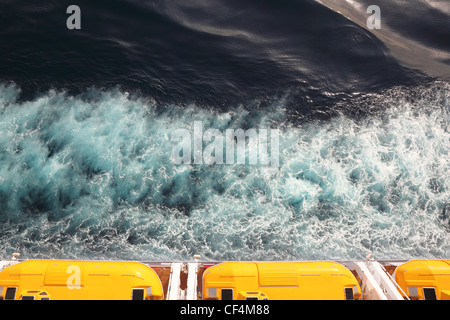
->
[0,0,449,261]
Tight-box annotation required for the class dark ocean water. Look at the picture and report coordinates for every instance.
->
[0,0,449,261]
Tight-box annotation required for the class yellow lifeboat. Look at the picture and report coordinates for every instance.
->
[202,261,361,300]
[394,259,450,300]
[0,260,164,300]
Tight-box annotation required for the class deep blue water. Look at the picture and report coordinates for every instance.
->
[0,0,449,261]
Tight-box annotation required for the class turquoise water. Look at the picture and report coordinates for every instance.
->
[0,81,448,261]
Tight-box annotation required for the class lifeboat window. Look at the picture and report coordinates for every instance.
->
[408,286,418,298]
[344,287,354,300]
[353,285,359,295]
[132,288,145,300]
[423,288,437,300]
[5,287,17,300]
[221,289,233,300]
[208,288,217,299]
[21,296,35,300]
[246,297,259,300]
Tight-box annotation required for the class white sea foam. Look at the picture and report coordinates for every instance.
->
[0,82,448,260]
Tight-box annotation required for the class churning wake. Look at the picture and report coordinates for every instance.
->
[0,81,448,261]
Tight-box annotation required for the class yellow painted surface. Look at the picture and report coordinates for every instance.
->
[394,259,450,300]
[0,260,164,300]
[202,261,360,300]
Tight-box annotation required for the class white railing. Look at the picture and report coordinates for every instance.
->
[167,262,183,300]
